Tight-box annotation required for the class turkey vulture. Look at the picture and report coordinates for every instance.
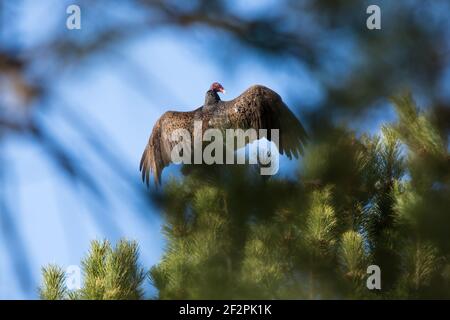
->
[140,82,307,186]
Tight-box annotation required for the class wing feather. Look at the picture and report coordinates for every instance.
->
[140,110,196,186]
[218,85,308,157]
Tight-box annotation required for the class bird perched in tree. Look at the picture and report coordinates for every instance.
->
[140,82,307,186]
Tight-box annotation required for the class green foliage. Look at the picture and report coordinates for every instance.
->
[304,187,337,257]
[40,265,67,300]
[40,240,146,300]
[391,93,446,158]
[339,231,368,281]
[402,241,441,290]
[40,94,450,299]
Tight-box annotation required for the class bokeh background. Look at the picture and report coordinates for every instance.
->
[0,0,449,299]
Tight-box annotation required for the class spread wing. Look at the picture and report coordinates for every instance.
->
[140,85,307,186]
[140,110,197,186]
[214,85,308,158]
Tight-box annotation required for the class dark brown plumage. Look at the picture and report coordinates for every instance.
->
[140,83,307,186]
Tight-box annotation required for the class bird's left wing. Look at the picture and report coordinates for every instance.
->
[140,110,197,186]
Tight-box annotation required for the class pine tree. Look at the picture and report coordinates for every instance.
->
[40,93,450,299]
[40,240,146,300]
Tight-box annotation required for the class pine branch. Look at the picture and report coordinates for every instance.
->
[39,265,67,300]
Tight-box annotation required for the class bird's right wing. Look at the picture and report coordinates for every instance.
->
[219,85,308,158]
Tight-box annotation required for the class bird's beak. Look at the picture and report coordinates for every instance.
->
[221,89,226,94]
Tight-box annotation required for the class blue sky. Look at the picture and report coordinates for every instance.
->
[0,0,324,299]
